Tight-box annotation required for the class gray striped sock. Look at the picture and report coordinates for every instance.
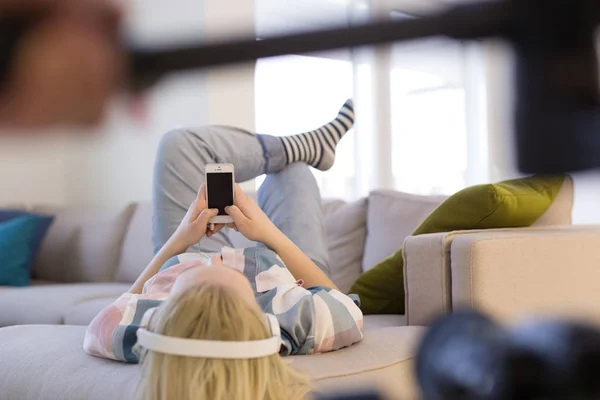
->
[279,99,354,171]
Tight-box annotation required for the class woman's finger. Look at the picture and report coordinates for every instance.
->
[197,184,207,203]
[197,208,218,226]
[187,199,202,220]
[212,224,225,235]
[233,183,245,199]
[225,205,247,225]
[233,184,250,211]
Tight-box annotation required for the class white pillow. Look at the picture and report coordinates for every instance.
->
[362,190,447,272]
[322,199,367,293]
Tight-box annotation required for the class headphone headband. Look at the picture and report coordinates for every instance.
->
[136,329,281,359]
[136,313,282,359]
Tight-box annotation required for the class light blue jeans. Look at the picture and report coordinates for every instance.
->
[152,126,330,276]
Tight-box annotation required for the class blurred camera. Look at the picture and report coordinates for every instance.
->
[416,310,600,400]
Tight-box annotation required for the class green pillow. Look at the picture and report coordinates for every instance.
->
[350,174,568,315]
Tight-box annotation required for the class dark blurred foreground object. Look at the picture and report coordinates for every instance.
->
[416,310,600,400]
[314,391,385,400]
[2,0,600,173]
[0,0,123,129]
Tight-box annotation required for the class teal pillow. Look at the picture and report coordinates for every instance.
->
[0,216,41,286]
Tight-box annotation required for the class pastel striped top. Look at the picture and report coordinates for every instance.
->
[83,246,364,362]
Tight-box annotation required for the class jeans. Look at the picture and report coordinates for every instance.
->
[152,125,330,276]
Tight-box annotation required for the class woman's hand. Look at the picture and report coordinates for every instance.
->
[225,184,280,245]
[171,184,223,251]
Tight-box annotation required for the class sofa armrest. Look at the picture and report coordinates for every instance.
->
[403,225,599,326]
[450,227,600,323]
[403,232,452,326]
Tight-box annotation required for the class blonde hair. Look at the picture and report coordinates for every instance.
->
[135,284,311,400]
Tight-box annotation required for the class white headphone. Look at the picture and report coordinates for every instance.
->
[136,313,282,359]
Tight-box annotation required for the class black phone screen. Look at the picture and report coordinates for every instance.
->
[207,172,233,215]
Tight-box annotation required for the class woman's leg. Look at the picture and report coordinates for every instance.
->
[257,163,331,276]
[153,126,272,254]
[153,99,354,255]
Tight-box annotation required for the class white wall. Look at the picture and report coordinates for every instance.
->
[0,0,256,208]
[0,136,69,206]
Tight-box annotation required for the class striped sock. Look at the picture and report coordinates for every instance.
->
[279,99,354,171]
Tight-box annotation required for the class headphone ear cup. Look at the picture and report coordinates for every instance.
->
[264,313,281,338]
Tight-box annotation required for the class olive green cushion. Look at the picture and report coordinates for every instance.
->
[350,174,568,315]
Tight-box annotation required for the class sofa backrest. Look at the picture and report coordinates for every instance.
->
[32,205,135,283]
[362,190,448,272]
[113,202,154,283]
[24,191,456,292]
[22,177,576,291]
[110,192,446,293]
[112,199,368,294]
[322,199,367,293]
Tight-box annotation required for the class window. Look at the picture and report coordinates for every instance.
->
[391,69,468,195]
[255,3,489,201]
[254,55,355,199]
[390,40,471,196]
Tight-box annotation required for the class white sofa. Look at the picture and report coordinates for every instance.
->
[3,180,600,399]
[0,192,444,399]
[0,192,447,327]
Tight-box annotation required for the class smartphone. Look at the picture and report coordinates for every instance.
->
[205,163,235,224]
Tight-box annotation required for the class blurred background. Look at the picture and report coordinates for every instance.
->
[1,0,598,224]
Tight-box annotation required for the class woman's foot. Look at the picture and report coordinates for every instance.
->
[279,99,354,171]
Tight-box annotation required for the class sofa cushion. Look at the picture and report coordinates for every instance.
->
[363,314,405,330]
[0,325,140,400]
[0,279,55,292]
[322,199,367,293]
[64,297,121,326]
[0,283,130,327]
[450,228,600,324]
[113,203,154,283]
[32,205,135,283]
[363,191,446,272]
[0,324,425,400]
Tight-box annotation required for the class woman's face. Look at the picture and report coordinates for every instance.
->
[170,259,257,307]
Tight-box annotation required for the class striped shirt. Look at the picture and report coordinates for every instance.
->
[83,246,364,362]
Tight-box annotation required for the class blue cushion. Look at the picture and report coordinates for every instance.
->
[0,216,42,286]
[0,210,54,271]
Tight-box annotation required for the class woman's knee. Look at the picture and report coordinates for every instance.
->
[259,163,316,197]
[278,162,312,179]
[156,127,215,165]
[279,163,318,189]
[156,129,189,163]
